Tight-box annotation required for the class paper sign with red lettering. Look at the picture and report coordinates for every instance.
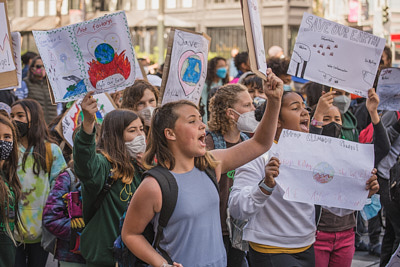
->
[287,13,385,97]
[33,11,136,103]
[275,129,374,210]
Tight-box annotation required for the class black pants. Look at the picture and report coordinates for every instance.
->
[378,177,400,267]
[248,245,315,267]
[14,242,49,267]
[223,235,248,267]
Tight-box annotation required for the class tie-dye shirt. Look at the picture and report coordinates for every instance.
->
[16,143,66,243]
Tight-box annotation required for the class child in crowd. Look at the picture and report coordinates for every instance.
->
[229,91,378,266]
[10,99,67,267]
[0,115,22,267]
[206,83,256,267]
[121,69,283,267]
[73,94,146,267]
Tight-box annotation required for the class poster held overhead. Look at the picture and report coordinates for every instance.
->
[287,13,385,97]
[275,129,374,210]
[0,0,18,89]
[159,28,210,106]
[240,0,268,80]
[377,68,400,111]
[33,11,137,103]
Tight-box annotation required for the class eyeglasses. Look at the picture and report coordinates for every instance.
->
[34,65,44,69]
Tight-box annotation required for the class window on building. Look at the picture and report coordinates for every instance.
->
[151,0,159,9]
[38,0,45,16]
[27,1,34,16]
[167,0,176,8]
[137,0,145,10]
[62,0,69,14]
[49,0,56,15]
[263,26,283,55]
[207,27,247,58]
[182,0,192,7]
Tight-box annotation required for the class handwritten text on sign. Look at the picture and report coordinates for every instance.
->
[377,68,400,111]
[275,129,374,210]
[287,13,385,97]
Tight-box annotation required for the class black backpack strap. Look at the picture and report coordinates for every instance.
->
[142,166,178,264]
[204,167,219,192]
[94,171,115,210]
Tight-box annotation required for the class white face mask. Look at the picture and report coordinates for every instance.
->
[232,109,259,133]
[125,135,146,158]
[138,106,156,126]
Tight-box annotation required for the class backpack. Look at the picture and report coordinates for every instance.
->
[207,131,249,252]
[389,156,400,205]
[359,111,400,143]
[113,165,218,267]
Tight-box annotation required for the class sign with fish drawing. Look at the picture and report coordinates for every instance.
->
[33,11,136,103]
[159,28,211,105]
[287,13,385,97]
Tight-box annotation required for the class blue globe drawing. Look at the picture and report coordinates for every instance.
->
[181,55,201,86]
[95,43,115,64]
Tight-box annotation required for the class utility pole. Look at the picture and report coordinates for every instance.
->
[157,0,165,65]
[56,0,63,27]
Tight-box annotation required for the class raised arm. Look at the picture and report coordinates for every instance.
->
[210,69,283,174]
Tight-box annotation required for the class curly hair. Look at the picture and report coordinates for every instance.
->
[206,57,229,88]
[121,79,159,110]
[266,57,290,78]
[208,84,247,135]
[234,52,249,71]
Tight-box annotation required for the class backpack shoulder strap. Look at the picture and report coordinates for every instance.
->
[204,167,219,192]
[93,170,115,210]
[65,168,78,192]
[208,131,226,149]
[45,142,53,175]
[239,132,250,141]
[142,166,178,264]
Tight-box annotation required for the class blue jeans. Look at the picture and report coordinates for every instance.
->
[14,242,49,267]
[249,245,315,267]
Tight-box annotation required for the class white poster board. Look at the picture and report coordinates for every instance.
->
[377,68,400,111]
[275,129,374,210]
[386,244,400,267]
[33,11,136,103]
[287,13,385,97]
[241,0,268,80]
[159,28,210,106]
[2,32,22,90]
[0,2,15,74]
[58,93,116,147]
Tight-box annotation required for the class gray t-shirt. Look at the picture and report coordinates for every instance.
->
[153,167,227,267]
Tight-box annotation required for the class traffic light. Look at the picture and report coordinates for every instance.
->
[382,6,389,24]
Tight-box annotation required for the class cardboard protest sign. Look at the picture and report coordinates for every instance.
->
[0,0,18,89]
[56,93,116,147]
[159,28,210,106]
[240,0,268,80]
[377,68,400,111]
[275,129,374,210]
[287,13,385,97]
[33,11,137,103]
[2,32,22,90]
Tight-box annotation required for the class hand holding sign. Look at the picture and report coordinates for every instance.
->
[366,169,379,198]
[81,91,98,134]
[262,157,280,194]
[264,68,283,102]
[313,91,336,125]
[366,88,380,125]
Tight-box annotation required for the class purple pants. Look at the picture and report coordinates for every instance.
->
[314,228,355,267]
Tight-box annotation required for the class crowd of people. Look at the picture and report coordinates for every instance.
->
[0,44,398,267]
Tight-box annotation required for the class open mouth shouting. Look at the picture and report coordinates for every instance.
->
[199,133,206,147]
[300,119,309,132]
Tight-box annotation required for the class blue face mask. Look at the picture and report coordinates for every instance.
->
[283,84,292,91]
[216,67,227,79]
[361,194,381,220]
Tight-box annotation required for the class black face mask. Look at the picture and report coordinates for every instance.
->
[321,122,342,138]
[14,120,29,138]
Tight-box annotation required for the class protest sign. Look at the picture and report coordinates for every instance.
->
[159,28,210,105]
[377,68,400,111]
[33,11,136,103]
[386,244,400,267]
[2,32,22,90]
[275,129,374,210]
[134,57,147,81]
[0,0,18,89]
[240,0,267,80]
[56,93,116,147]
[287,13,385,97]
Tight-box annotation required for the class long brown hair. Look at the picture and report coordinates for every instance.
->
[208,84,247,135]
[97,109,141,184]
[0,115,22,243]
[143,100,217,171]
[11,99,56,175]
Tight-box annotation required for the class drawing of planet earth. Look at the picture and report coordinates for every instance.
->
[180,55,202,86]
[63,80,87,99]
[312,162,335,184]
[95,43,115,64]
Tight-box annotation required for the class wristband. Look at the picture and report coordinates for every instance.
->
[311,118,323,127]
[258,178,275,193]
